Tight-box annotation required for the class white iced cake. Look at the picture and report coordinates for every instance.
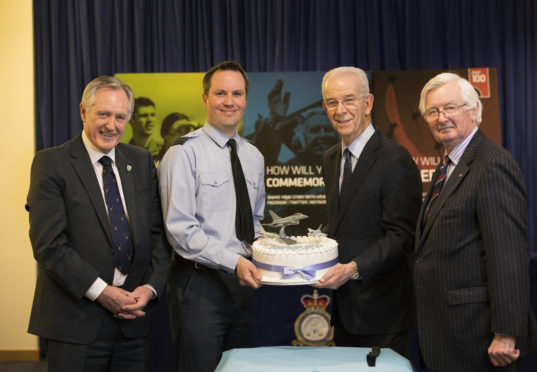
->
[252,236,338,285]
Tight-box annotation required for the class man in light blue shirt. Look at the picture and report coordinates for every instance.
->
[158,61,265,372]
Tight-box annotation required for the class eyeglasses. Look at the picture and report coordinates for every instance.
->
[324,96,365,111]
[424,104,466,122]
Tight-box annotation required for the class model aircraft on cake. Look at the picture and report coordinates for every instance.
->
[262,210,308,243]
[307,225,326,237]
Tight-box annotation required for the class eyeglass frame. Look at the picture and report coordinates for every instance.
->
[323,95,368,111]
[423,103,467,122]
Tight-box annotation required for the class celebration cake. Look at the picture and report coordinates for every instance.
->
[252,233,338,285]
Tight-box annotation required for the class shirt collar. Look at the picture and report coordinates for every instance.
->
[203,122,241,149]
[81,130,116,165]
[342,123,375,158]
[445,126,478,166]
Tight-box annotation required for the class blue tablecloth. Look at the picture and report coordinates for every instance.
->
[215,346,414,372]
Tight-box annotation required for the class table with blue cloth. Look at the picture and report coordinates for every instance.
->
[215,346,414,371]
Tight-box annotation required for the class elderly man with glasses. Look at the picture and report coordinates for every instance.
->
[315,66,422,358]
[414,72,537,371]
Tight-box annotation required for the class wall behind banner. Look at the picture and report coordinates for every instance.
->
[0,0,39,360]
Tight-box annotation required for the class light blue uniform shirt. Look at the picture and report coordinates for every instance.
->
[158,123,265,273]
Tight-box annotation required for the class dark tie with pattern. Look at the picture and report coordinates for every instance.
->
[425,154,450,219]
[227,139,255,244]
[338,148,353,210]
[99,156,133,274]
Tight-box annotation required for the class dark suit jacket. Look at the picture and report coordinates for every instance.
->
[26,133,170,344]
[323,129,422,335]
[414,130,537,371]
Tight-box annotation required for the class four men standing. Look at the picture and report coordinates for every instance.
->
[26,65,535,371]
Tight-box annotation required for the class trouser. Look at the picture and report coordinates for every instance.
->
[47,313,148,372]
[167,259,254,372]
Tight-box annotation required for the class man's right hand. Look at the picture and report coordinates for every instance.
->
[235,257,262,288]
[313,263,355,290]
[488,334,520,367]
[96,285,138,319]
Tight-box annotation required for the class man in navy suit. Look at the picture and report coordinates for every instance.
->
[315,66,422,358]
[414,72,537,371]
[26,76,170,372]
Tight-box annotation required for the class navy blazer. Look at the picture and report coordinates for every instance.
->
[322,129,422,335]
[26,133,170,343]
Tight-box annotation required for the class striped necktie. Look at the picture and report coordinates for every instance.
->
[425,154,450,218]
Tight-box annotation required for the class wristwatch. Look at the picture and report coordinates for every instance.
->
[349,261,361,280]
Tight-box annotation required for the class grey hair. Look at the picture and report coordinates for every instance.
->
[419,72,482,123]
[322,66,370,99]
[80,76,135,120]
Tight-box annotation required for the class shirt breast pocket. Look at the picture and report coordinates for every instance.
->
[198,171,234,212]
[244,171,260,205]
[244,171,259,190]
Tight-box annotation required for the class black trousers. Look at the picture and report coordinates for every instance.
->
[167,262,254,372]
[47,313,148,372]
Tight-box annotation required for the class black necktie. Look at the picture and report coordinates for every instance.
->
[99,156,133,274]
[227,139,255,244]
[338,148,353,209]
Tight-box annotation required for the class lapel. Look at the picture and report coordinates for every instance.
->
[325,144,341,235]
[417,130,484,251]
[115,145,138,246]
[69,134,114,247]
[415,159,441,244]
[334,130,381,233]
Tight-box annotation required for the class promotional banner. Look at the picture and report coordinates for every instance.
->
[245,73,336,346]
[245,72,338,235]
[118,71,337,233]
[116,72,206,163]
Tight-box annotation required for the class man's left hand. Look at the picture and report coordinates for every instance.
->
[116,285,154,319]
[488,334,520,367]
[313,263,355,290]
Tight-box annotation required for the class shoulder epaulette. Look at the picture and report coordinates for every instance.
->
[243,137,256,147]
[173,136,193,146]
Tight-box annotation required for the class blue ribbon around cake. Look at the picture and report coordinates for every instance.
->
[252,258,339,280]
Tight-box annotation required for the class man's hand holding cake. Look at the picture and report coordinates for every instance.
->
[236,256,263,288]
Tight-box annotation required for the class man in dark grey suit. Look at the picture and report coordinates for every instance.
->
[26,76,170,372]
[315,66,422,358]
[414,72,537,371]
